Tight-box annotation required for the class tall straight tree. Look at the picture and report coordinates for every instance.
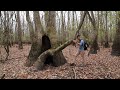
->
[111,11,120,56]
[26,11,34,43]
[25,11,44,66]
[87,11,99,54]
[3,11,10,60]
[17,11,23,49]
[33,11,44,40]
[104,11,110,48]
[61,11,65,43]
[67,11,70,39]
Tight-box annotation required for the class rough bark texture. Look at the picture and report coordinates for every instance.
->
[33,11,44,39]
[26,11,34,44]
[3,11,10,60]
[24,39,42,67]
[111,14,120,56]
[87,11,99,54]
[104,11,110,48]
[25,11,44,67]
[17,11,23,49]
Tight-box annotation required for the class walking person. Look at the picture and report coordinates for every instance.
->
[73,35,85,66]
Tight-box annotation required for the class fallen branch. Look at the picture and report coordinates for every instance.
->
[8,56,26,60]
[72,67,76,79]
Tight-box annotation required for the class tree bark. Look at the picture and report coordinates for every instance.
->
[17,11,23,49]
[86,11,99,54]
[26,11,34,44]
[3,11,10,60]
[25,11,43,67]
[104,11,110,48]
[61,11,65,44]
[111,12,120,56]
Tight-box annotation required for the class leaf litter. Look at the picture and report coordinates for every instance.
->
[0,44,120,79]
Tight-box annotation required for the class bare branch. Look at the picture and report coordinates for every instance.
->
[74,11,87,39]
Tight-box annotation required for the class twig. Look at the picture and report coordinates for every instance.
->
[1,74,5,79]
[72,67,76,79]
[7,56,27,60]
[69,46,71,55]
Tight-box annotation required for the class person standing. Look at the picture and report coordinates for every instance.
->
[73,35,85,66]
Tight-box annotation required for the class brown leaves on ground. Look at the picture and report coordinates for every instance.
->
[0,44,120,79]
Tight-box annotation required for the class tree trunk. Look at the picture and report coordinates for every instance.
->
[99,11,104,46]
[33,11,44,40]
[87,11,99,55]
[61,11,65,44]
[104,11,110,48]
[25,11,67,69]
[111,12,120,56]
[26,11,34,44]
[24,11,43,67]
[67,11,70,40]
[3,11,10,60]
[17,11,23,49]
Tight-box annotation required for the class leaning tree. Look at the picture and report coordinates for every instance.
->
[111,11,120,56]
[86,11,100,55]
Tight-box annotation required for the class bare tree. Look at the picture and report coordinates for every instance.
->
[61,11,66,43]
[26,11,34,44]
[104,11,110,48]
[2,11,10,60]
[33,11,44,40]
[16,11,23,49]
[86,11,100,55]
[111,11,120,56]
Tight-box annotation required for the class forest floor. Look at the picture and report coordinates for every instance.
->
[0,44,120,79]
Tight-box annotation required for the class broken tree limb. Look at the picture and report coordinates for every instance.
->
[34,39,73,70]
[74,11,87,39]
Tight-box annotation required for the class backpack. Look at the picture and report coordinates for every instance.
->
[83,41,89,50]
